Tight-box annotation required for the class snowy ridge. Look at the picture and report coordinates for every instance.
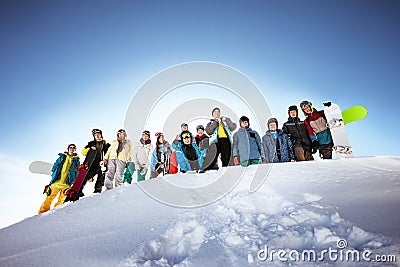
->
[1,157,399,266]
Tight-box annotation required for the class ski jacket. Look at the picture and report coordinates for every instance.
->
[232,127,265,164]
[82,140,110,163]
[175,142,204,172]
[104,139,133,163]
[150,141,173,171]
[132,139,153,169]
[282,116,312,151]
[205,117,236,145]
[304,110,333,145]
[49,153,80,186]
[262,130,295,163]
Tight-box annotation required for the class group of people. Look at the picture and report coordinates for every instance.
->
[39,100,334,213]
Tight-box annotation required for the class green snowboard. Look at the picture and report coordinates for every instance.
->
[342,105,368,125]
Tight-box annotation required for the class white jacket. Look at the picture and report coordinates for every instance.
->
[104,139,132,163]
[132,140,153,169]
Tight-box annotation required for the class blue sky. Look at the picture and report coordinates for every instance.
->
[0,0,399,226]
[1,0,399,157]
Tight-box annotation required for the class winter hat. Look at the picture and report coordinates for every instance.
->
[267,118,278,129]
[92,129,102,137]
[180,130,192,141]
[180,122,188,128]
[211,107,220,115]
[196,125,205,131]
[288,105,298,116]
[142,130,150,136]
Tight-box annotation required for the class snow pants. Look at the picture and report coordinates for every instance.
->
[210,137,232,168]
[294,144,314,161]
[319,143,334,159]
[137,167,147,182]
[38,187,67,214]
[104,159,126,190]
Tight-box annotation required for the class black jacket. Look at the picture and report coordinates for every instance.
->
[282,117,312,151]
[84,140,111,163]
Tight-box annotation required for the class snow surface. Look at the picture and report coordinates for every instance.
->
[1,156,399,266]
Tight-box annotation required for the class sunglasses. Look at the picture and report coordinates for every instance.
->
[68,146,76,150]
[155,132,163,137]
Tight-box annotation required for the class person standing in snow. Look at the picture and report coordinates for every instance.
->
[150,132,173,178]
[232,116,266,167]
[195,125,217,171]
[176,130,205,173]
[282,105,314,161]
[262,118,295,163]
[172,122,191,150]
[79,129,111,195]
[38,144,80,214]
[132,130,153,181]
[300,100,334,159]
[205,107,237,168]
[103,129,132,190]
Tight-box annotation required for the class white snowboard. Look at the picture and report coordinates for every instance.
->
[323,102,354,158]
[29,161,53,176]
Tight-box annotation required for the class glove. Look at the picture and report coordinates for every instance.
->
[312,140,319,148]
[233,157,240,165]
[43,185,51,196]
[140,166,148,175]
[100,161,107,172]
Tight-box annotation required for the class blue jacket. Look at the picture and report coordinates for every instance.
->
[262,130,295,163]
[175,142,205,172]
[150,142,172,171]
[232,128,265,164]
[49,153,80,185]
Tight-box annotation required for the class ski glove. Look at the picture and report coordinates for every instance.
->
[43,185,51,196]
[233,157,240,165]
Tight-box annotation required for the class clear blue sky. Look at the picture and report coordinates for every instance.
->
[0,0,399,228]
[1,0,399,157]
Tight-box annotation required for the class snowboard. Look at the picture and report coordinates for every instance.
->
[342,105,368,125]
[169,151,178,174]
[64,148,97,202]
[324,102,354,158]
[29,161,53,176]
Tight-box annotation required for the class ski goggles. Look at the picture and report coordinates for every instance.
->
[118,129,126,133]
[182,133,191,139]
[300,101,311,109]
[142,130,150,136]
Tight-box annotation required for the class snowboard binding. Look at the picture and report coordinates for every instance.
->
[333,145,353,155]
[327,118,344,129]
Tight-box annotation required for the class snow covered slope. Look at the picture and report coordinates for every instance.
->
[0,157,399,266]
